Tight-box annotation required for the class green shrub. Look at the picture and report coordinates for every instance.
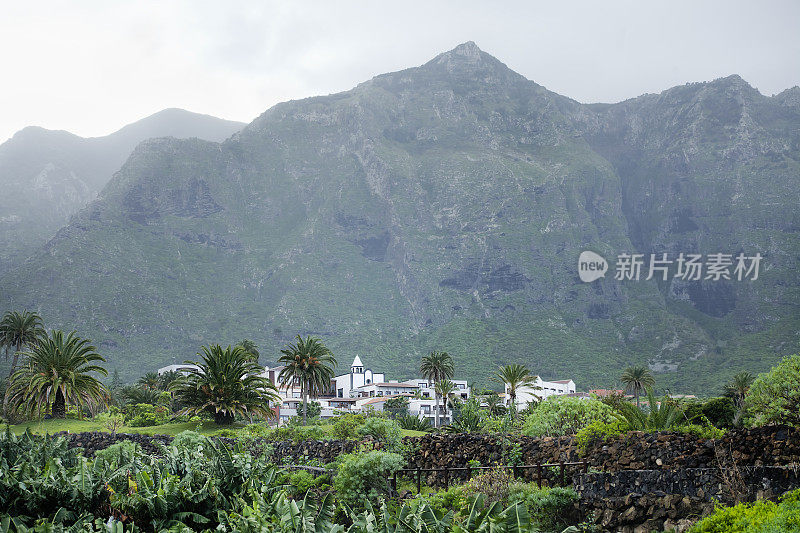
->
[333,450,404,509]
[95,439,141,466]
[462,468,512,505]
[357,417,402,451]
[689,488,800,532]
[124,403,170,427]
[676,423,727,440]
[522,397,616,437]
[422,485,470,517]
[95,407,125,434]
[285,469,316,498]
[170,430,209,454]
[574,419,629,455]
[331,412,366,440]
[747,354,800,427]
[508,483,579,531]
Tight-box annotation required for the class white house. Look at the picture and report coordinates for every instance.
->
[157,363,199,375]
[331,356,385,398]
[506,377,576,410]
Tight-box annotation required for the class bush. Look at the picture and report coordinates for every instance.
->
[170,430,210,454]
[95,407,124,434]
[124,403,170,427]
[422,485,470,517]
[462,468,512,505]
[94,439,141,466]
[688,488,800,532]
[573,419,629,455]
[508,484,579,531]
[747,354,800,427]
[357,417,402,451]
[676,423,727,440]
[522,397,616,437]
[331,412,366,439]
[333,450,404,509]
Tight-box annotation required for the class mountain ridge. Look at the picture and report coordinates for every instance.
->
[1,43,798,393]
[0,109,245,272]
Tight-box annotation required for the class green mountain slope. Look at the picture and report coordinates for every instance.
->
[1,43,798,393]
[0,109,245,272]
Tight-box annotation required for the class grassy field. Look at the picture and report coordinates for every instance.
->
[2,418,427,438]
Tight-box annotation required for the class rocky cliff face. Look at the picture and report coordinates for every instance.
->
[1,43,797,391]
[0,109,244,272]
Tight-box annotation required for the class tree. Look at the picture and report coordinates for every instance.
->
[236,339,260,362]
[277,336,337,426]
[419,351,454,428]
[0,310,45,377]
[611,388,683,431]
[746,354,800,427]
[724,371,754,407]
[5,330,108,419]
[435,379,458,424]
[483,392,507,416]
[493,364,538,416]
[138,371,161,391]
[621,365,655,408]
[121,385,160,405]
[384,395,409,418]
[171,344,279,425]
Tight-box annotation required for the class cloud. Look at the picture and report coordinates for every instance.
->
[1,0,799,142]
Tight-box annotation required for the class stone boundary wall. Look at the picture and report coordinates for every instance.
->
[53,431,373,464]
[574,466,800,532]
[403,425,800,473]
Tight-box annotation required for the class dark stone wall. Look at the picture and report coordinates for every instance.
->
[52,431,374,464]
[575,466,800,532]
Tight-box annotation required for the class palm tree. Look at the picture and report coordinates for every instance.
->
[138,371,161,390]
[277,336,337,425]
[236,339,260,362]
[493,364,539,416]
[5,330,108,419]
[435,379,458,424]
[621,366,656,408]
[171,344,279,425]
[612,388,683,430]
[420,351,454,428]
[483,392,506,416]
[121,385,161,405]
[724,371,754,407]
[724,371,754,427]
[158,370,182,391]
[0,310,45,377]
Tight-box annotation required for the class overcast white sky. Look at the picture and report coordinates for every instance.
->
[2,1,799,143]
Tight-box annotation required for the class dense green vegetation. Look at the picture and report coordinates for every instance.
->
[0,428,581,532]
[688,489,800,533]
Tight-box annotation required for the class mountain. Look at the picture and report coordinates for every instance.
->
[0,109,245,272]
[1,42,798,393]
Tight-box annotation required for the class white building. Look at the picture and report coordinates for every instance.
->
[331,356,385,398]
[157,363,199,375]
[506,377,576,410]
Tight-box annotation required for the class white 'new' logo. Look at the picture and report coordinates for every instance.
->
[578,251,608,282]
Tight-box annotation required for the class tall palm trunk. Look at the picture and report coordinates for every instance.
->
[433,380,440,428]
[301,380,308,426]
[52,388,66,419]
[509,390,516,419]
[8,340,22,377]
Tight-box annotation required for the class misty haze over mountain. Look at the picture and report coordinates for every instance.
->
[1,42,797,393]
